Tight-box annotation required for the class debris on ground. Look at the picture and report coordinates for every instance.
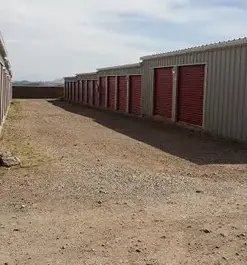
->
[0,151,20,167]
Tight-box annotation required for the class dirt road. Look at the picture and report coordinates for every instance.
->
[0,99,247,265]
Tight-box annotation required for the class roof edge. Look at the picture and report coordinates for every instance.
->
[76,72,97,77]
[140,37,247,61]
[0,32,8,57]
[97,63,140,71]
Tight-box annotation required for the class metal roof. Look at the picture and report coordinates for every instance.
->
[76,72,97,76]
[0,31,8,57]
[64,75,76,80]
[140,37,247,60]
[97,63,140,71]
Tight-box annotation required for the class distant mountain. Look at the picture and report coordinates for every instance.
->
[13,78,64,87]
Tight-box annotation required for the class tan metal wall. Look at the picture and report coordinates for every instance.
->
[142,44,247,142]
[76,72,98,80]
[0,60,12,128]
[97,65,141,76]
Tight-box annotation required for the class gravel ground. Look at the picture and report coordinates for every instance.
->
[0,99,247,265]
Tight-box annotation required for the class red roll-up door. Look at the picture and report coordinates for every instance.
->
[178,65,205,126]
[107,76,116,110]
[154,67,173,118]
[129,75,141,115]
[117,76,127,112]
[99,77,106,107]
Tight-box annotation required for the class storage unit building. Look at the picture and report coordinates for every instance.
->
[97,63,141,113]
[117,76,128,112]
[153,67,173,119]
[129,75,142,115]
[0,32,12,131]
[64,38,247,142]
[99,76,107,107]
[141,38,247,142]
[93,80,98,106]
[107,76,116,110]
[76,72,97,105]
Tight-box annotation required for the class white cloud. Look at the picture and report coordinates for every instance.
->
[0,0,246,80]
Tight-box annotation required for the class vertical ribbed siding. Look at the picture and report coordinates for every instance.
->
[0,62,12,128]
[142,44,247,141]
[240,47,247,141]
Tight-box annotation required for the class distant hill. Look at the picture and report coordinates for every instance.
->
[13,78,64,87]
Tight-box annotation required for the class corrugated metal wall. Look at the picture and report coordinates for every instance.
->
[142,44,247,142]
[0,56,12,129]
[97,65,141,76]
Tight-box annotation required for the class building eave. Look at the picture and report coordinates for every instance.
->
[140,37,247,61]
[97,63,140,71]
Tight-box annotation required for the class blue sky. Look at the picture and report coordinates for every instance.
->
[0,0,246,81]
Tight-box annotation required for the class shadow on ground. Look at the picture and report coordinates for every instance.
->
[48,100,247,165]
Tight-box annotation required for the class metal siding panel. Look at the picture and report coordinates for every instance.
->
[204,51,213,131]
[214,50,222,133]
[178,55,183,65]
[167,56,173,66]
[210,51,217,132]
[233,47,242,140]
[229,47,237,138]
[147,64,152,115]
[220,49,230,136]
[241,47,247,141]
[143,62,150,115]
[217,49,226,136]
[240,47,247,141]
[158,58,162,67]
[171,56,176,65]
[228,48,236,138]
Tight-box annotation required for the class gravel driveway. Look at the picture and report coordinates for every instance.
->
[0,99,247,265]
